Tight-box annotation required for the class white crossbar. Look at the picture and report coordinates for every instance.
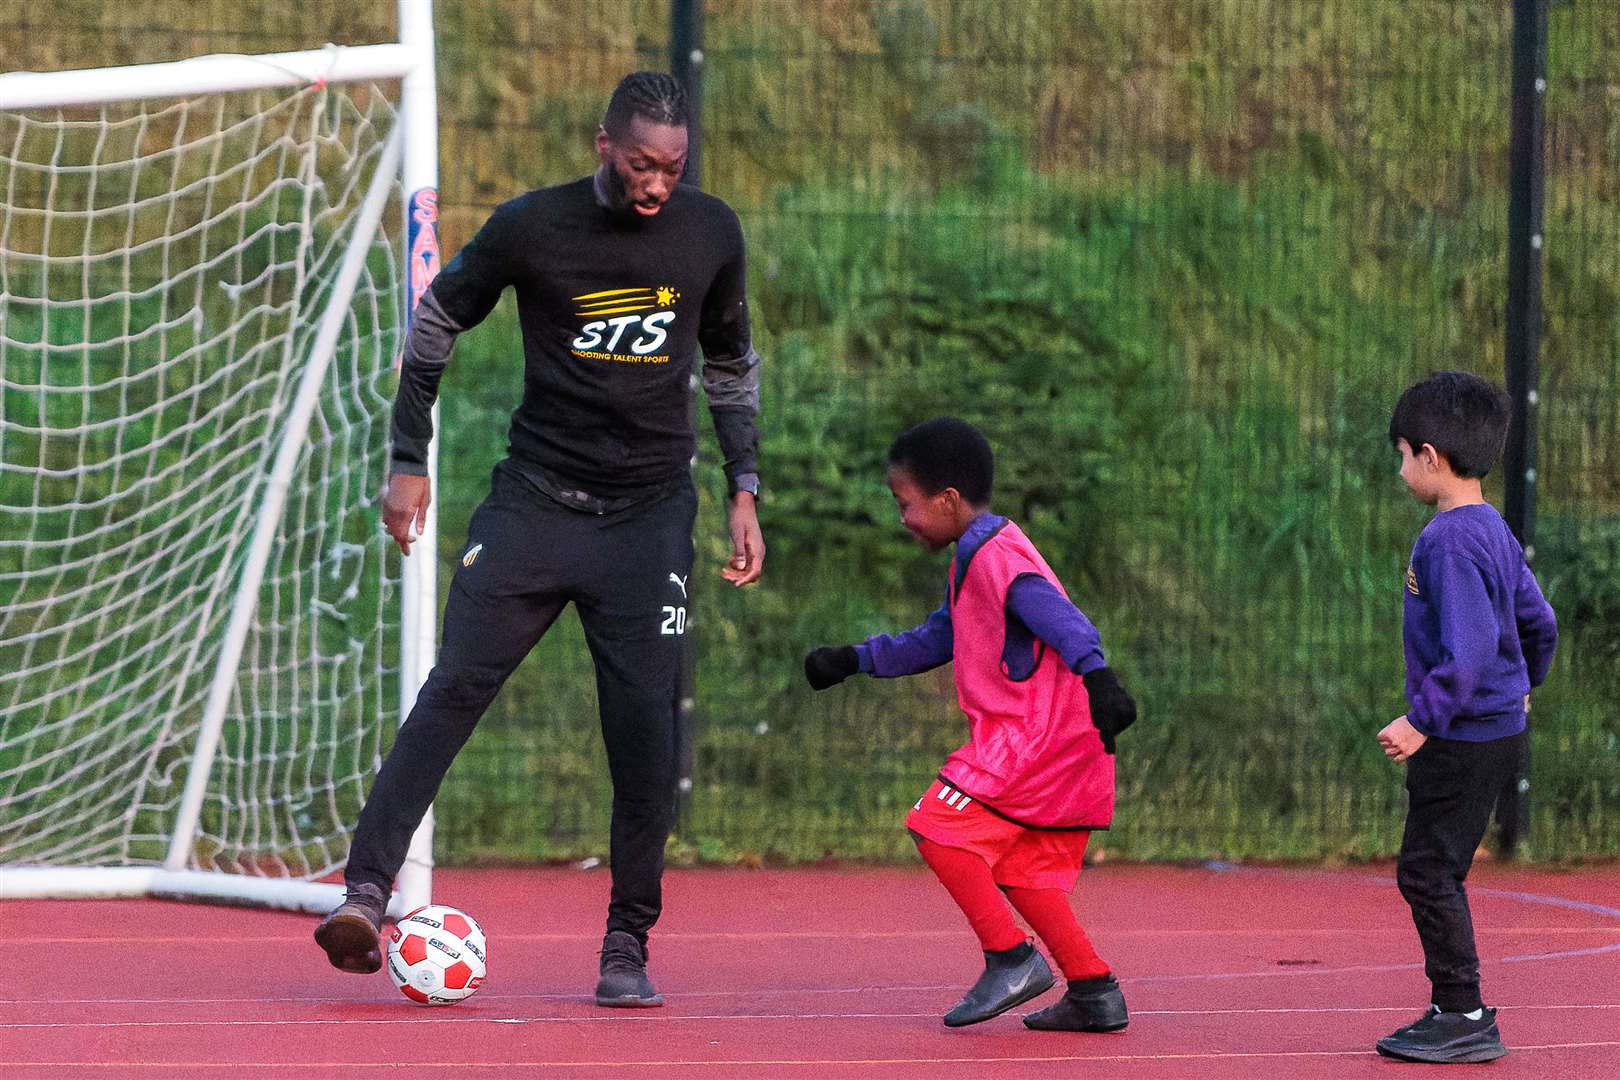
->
[0,43,417,110]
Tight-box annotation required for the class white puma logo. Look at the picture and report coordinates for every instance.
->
[668,572,688,599]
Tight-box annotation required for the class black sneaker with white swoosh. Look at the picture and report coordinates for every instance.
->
[942,941,1056,1027]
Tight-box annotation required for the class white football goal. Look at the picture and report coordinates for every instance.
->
[0,0,442,915]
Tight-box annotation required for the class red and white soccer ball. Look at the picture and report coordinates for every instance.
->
[386,904,487,1005]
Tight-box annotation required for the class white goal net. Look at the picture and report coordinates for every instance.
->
[0,30,436,913]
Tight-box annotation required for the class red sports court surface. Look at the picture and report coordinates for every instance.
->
[6,862,1617,1079]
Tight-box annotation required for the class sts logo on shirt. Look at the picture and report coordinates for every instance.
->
[569,285,681,359]
[1405,565,1420,596]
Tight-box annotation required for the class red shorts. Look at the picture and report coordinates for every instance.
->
[905,779,1090,891]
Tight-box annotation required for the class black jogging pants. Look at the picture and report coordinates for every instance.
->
[1395,730,1526,1014]
[346,460,696,943]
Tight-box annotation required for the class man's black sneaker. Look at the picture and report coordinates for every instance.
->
[313,882,388,974]
[595,930,664,1007]
[1023,973,1129,1032]
[942,942,1056,1027]
[1376,1006,1508,1063]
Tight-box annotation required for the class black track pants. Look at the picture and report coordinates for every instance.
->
[346,461,696,943]
[1395,731,1525,1014]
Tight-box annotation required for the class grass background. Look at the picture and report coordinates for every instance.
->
[3,0,1616,865]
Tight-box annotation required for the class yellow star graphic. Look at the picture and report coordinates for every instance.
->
[655,286,679,307]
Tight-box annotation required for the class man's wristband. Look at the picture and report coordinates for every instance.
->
[729,472,761,499]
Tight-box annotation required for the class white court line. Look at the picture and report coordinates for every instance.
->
[4,1002,1617,1032]
[5,1043,1619,1070]
[1132,941,1620,983]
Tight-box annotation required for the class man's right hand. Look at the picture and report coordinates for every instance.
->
[381,472,432,556]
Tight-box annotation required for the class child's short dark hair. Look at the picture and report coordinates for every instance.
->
[1388,371,1512,479]
[887,417,994,505]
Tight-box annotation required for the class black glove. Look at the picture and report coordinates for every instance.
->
[804,645,860,691]
[1082,666,1137,755]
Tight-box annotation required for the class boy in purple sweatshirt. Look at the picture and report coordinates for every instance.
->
[1374,372,1558,1064]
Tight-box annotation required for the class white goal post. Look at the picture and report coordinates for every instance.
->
[0,0,442,916]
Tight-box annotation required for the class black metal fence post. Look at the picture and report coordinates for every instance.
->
[672,0,704,187]
[1498,0,1549,857]
[672,0,705,829]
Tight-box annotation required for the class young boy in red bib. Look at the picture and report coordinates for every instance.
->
[805,417,1137,1030]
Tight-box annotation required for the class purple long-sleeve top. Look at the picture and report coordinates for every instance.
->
[1403,503,1558,740]
[854,513,1106,679]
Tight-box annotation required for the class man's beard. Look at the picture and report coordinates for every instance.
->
[595,161,645,220]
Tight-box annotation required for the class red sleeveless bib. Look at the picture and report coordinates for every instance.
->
[940,521,1114,828]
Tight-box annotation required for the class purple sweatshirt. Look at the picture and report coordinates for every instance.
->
[1403,503,1558,741]
[855,514,1106,679]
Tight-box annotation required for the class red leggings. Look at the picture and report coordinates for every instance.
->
[917,837,1109,981]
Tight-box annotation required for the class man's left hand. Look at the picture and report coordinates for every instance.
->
[1377,714,1428,762]
[721,491,764,587]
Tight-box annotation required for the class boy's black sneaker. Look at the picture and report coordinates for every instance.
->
[1382,1004,1441,1044]
[942,942,1055,1027]
[1023,973,1129,1032]
[313,882,388,974]
[595,930,664,1007]
[1376,1006,1508,1063]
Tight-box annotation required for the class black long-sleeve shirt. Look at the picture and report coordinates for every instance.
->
[390,177,760,498]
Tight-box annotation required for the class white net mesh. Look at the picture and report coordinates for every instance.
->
[0,83,404,879]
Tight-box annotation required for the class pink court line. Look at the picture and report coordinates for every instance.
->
[17,925,1617,947]
[6,981,1619,1011]
[5,1002,1616,1032]
[10,937,1613,1011]
[0,984,964,1008]
[7,1043,1619,1069]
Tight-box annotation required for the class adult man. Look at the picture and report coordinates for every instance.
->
[315,72,764,1007]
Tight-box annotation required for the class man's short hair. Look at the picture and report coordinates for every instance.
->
[1388,370,1512,478]
[602,72,689,137]
[887,417,995,505]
